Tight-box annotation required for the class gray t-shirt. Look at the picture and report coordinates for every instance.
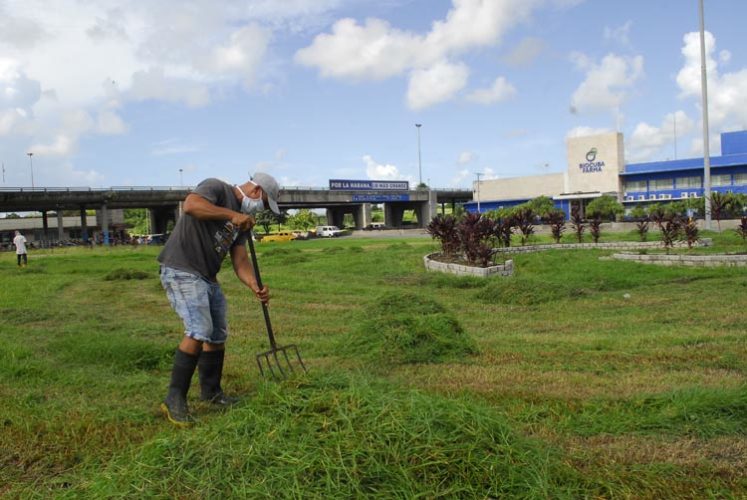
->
[158,178,248,280]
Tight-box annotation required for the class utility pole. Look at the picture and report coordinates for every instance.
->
[475,172,483,213]
[699,0,712,230]
[415,124,422,187]
[27,152,34,188]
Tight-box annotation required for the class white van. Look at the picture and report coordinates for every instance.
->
[315,225,343,238]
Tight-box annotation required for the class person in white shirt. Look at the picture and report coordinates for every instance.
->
[13,230,27,267]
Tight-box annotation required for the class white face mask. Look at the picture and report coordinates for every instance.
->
[236,184,264,215]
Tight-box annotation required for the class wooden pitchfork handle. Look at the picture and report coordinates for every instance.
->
[247,233,277,350]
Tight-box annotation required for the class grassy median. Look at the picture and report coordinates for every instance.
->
[1,232,745,497]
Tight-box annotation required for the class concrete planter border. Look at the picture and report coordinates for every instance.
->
[609,252,747,267]
[423,253,513,277]
[493,238,712,254]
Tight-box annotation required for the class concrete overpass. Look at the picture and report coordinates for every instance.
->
[0,185,472,241]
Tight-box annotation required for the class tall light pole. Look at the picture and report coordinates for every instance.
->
[26,152,34,188]
[415,123,422,187]
[179,168,184,186]
[475,172,483,213]
[699,0,712,230]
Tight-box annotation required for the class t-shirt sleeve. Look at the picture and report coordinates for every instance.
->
[193,178,225,205]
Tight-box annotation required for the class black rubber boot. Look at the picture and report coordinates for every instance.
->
[161,349,198,427]
[198,349,239,407]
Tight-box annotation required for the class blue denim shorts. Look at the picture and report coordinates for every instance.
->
[160,266,228,344]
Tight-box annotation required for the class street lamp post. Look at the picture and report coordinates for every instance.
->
[698,0,712,230]
[179,168,184,186]
[27,152,34,188]
[475,172,483,213]
[415,124,422,187]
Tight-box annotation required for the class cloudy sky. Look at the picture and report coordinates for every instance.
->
[1,0,747,190]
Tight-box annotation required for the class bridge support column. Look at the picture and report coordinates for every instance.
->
[100,204,110,245]
[326,207,345,228]
[384,203,405,228]
[41,210,49,246]
[415,191,437,228]
[57,211,64,241]
[149,205,178,234]
[79,207,89,243]
[357,203,372,228]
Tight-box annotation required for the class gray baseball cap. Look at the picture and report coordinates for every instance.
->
[251,172,280,214]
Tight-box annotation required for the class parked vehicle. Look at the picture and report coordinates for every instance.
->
[291,230,310,240]
[315,225,344,237]
[259,231,296,243]
[363,222,389,230]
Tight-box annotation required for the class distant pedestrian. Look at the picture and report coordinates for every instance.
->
[13,231,27,267]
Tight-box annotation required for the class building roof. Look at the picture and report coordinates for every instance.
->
[622,130,747,176]
[622,152,747,176]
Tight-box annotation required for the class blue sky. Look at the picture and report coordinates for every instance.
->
[1,0,747,191]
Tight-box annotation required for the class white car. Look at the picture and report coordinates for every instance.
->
[315,225,344,237]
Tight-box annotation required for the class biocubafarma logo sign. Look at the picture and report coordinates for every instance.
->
[579,147,604,173]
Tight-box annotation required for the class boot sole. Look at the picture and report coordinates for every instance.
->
[160,403,195,428]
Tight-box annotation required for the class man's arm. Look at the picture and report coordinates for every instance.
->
[183,193,255,231]
[230,243,270,304]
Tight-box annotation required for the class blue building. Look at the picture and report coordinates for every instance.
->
[466,130,747,218]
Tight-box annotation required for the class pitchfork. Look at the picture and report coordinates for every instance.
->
[247,235,307,380]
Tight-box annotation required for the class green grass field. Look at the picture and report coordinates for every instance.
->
[1,231,745,498]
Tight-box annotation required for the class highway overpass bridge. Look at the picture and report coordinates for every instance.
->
[0,186,472,242]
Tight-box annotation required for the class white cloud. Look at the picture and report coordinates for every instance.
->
[362,154,410,181]
[0,0,341,167]
[481,167,498,180]
[566,126,612,139]
[466,76,516,104]
[128,68,211,108]
[294,17,419,80]
[458,151,477,165]
[569,53,641,125]
[676,31,747,136]
[96,109,127,135]
[502,37,544,67]
[30,134,76,157]
[407,60,469,110]
[603,21,632,48]
[194,23,271,87]
[569,53,644,114]
[296,0,541,108]
[450,168,471,187]
[626,111,695,162]
[54,162,106,187]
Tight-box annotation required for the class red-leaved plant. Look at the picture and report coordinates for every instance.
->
[545,209,566,244]
[736,216,747,242]
[589,216,602,243]
[426,214,460,258]
[513,207,535,246]
[682,217,699,249]
[493,216,514,248]
[456,213,497,267]
[570,207,585,243]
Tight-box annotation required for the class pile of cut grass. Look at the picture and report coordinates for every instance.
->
[74,372,593,498]
[104,268,151,281]
[340,292,478,364]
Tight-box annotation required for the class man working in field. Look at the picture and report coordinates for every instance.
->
[158,172,280,426]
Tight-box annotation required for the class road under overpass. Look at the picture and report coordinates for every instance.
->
[0,186,472,241]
